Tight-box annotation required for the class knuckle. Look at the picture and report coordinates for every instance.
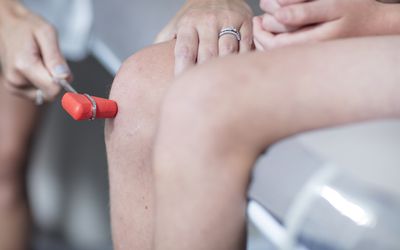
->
[37,23,56,36]
[181,12,197,25]
[203,12,218,26]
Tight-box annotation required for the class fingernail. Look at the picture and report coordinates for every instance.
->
[52,64,71,78]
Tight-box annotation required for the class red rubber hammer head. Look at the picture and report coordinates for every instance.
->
[62,93,118,121]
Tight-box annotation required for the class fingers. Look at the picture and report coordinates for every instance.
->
[261,24,332,50]
[253,38,265,52]
[218,26,241,57]
[16,55,61,101]
[34,21,71,80]
[174,28,199,75]
[260,0,282,14]
[218,34,239,57]
[261,13,298,33]
[6,85,38,102]
[26,65,61,101]
[3,77,46,103]
[4,48,61,102]
[171,1,254,74]
[275,1,339,27]
[253,20,266,51]
[253,16,275,51]
[197,26,218,63]
[239,21,253,53]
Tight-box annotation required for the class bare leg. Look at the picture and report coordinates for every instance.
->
[153,37,400,249]
[105,41,175,249]
[0,76,39,249]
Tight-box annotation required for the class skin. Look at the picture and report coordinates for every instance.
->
[107,0,400,249]
[0,0,71,100]
[253,0,400,50]
[106,0,255,248]
[0,1,69,248]
[106,36,400,249]
[0,0,250,249]
[153,36,400,249]
[155,0,254,75]
[0,78,38,250]
[106,42,175,250]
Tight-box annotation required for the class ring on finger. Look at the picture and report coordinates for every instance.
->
[35,89,44,106]
[218,27,241,41]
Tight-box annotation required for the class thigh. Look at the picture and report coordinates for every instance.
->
[161,36,400,155]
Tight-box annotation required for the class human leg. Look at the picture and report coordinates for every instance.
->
[105,41,175,250]
[153,37,400,249]
[0,76,39,250]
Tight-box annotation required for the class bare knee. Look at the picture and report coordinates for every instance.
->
[105,41,176,250]
[105,41,176,200]
[105,41,175,145]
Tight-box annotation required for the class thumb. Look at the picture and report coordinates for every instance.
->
[34,22,72,80]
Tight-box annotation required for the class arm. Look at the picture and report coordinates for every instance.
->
[254,0,400,50]
[155,0,254,75]
[0,0,71,102]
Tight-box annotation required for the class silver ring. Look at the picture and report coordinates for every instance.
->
[218,27,241,41]
[84,94,97,121]
[35,89,44,106]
